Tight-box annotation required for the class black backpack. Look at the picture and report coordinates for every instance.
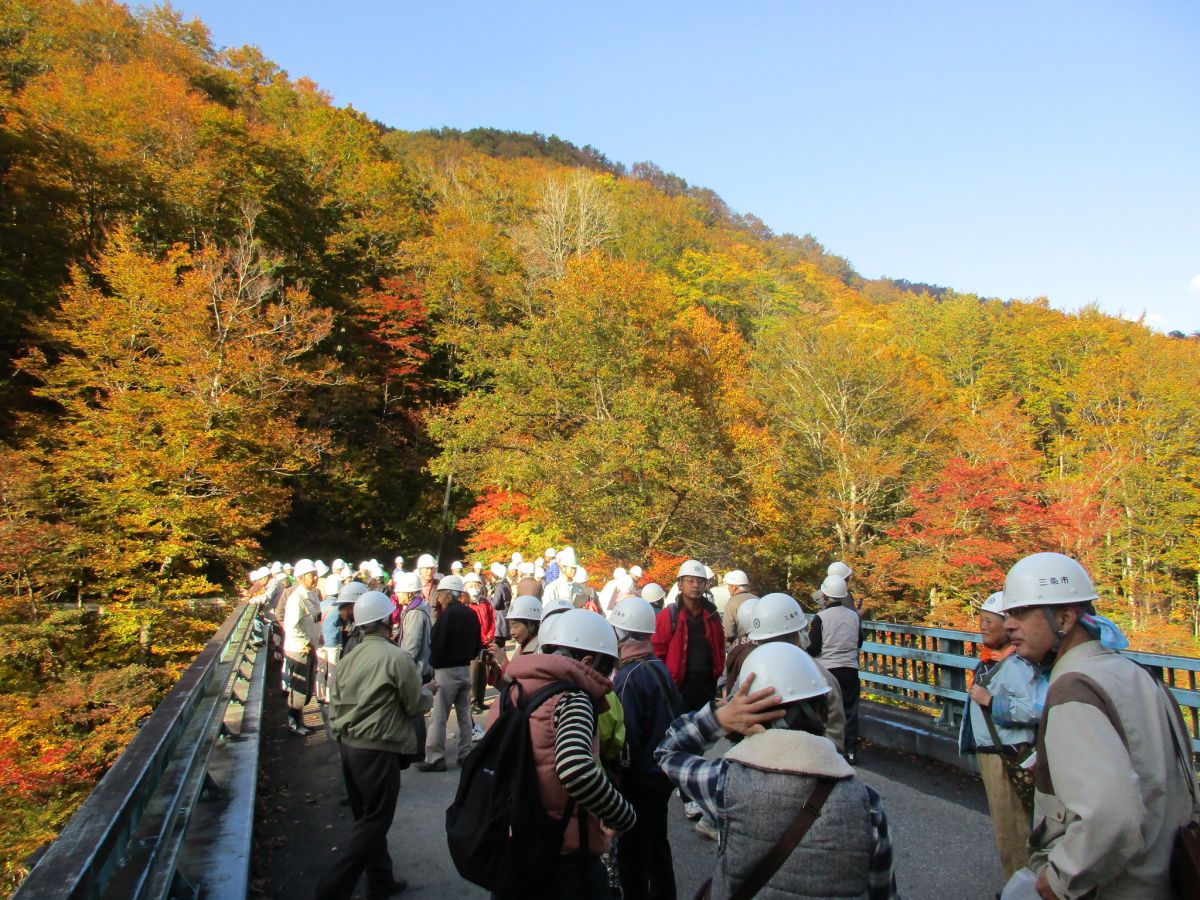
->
[445,679,579,892]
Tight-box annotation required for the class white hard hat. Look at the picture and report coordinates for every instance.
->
[819,575,849,599]
[511,552,523,564]
[394,572,421,593]
[473,561,483,572]
[270,562,283,574]
[518,561,535,576]
[542,608,617,658]
[736,596,761,636]
[463,572,483,586]
[333,559,346,571]
[353,590,395,627]
[609,596,656,635]
[613,566,627,579]
[367,563,385,579]
[748,592,806,641]
[394,556,404,566]
[828,561,853,580]
[358,560,371,572]
[723,569,749,587]
[283,562,294,573]
[677,559,707,579]
[557,547,578,568]
[703,565,715,581]
[629,565,643,578]
[336,581,370,606]
[438,574,465,595]
[416,553,437,569]
[545,547,557,559]
[508,595,543,622]
[541,597,575,617]
[451,560,464,572]
[315,560,329,577]
[641,583,666,603]
[738,642,831,704]
[1001,552,1098,611]
[573,566,589,584]
[490,562,507,579]
[976,591,1005,616]
[293,559,317,578]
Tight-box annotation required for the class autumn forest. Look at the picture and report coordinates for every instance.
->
[0,0,1198,884]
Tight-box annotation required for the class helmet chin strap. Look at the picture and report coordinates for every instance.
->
[1040,606,1069,670]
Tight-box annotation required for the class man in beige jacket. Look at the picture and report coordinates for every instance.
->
[1000,552,1195,900]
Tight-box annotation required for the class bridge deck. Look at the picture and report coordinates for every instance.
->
[252,686,1004,900]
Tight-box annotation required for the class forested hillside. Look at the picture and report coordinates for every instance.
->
[1,0,1198,881]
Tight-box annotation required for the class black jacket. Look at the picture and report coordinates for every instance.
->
[429,599,482,668]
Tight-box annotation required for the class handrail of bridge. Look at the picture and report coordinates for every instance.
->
[14,601,267,900]
[860,620,1200,763]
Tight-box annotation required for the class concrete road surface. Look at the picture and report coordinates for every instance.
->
[252,683,1005,899]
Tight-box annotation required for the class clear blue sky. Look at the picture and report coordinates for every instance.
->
[173,1,1200,333]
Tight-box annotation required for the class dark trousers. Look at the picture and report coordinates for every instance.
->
[470,656,487,708]
[830,666,860,754]
[492,853,609,900]
[284,649,314,713]
[314,746,401,900]
[679,673,714,713]
[676,674,715,808]
[617,776,676,900]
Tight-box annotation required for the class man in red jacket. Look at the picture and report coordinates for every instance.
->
[651,558,726,835]
[651,559,725,713]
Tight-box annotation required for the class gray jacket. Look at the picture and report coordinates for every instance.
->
[713,730,883,899]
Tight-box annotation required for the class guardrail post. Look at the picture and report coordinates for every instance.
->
[937,638,966,729]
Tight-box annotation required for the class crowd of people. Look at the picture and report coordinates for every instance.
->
[241,548,1199,900]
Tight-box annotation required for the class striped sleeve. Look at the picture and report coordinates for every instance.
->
[552,691,637,833]
[865,784,899,900]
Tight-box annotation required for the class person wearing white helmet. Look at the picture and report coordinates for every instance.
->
[450,559,464,575]
[317,581,368,706]
[640,582,666,612]
[487,594,543,677]
[497,608,636,895]
[486,561,513,648]
[651,560,725,713]
[542,546,579,602]
[391,555,405,583]
[610,596,682,898]
[316,591,433,900]
[999,553,1192,900]
[515,560,541,600]
[418,575,481,772]
[464,572,495,714]
[282,559,322,736]
[472,560,483,575]
[723,593,846,755]
[543,546,560,585]
[720,570,758,644]
[656,643,898,899]
[322,560,345,600]
[808,573,863,762]
[958,591,1046,880]
[599,566,628,612]
[415,553,440,604]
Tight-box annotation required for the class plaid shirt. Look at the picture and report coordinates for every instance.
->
[654,703,900,900]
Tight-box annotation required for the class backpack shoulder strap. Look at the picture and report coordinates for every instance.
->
[522,680,578,714]
[728,777,837,900]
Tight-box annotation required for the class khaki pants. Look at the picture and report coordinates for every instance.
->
[425,666,472,765]
[978,751,1032,879]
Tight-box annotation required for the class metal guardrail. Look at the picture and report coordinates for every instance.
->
[14,602,268,900]
[859,620,1200,760]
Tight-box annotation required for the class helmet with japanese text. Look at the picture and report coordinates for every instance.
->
[1000,553,1098,611]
